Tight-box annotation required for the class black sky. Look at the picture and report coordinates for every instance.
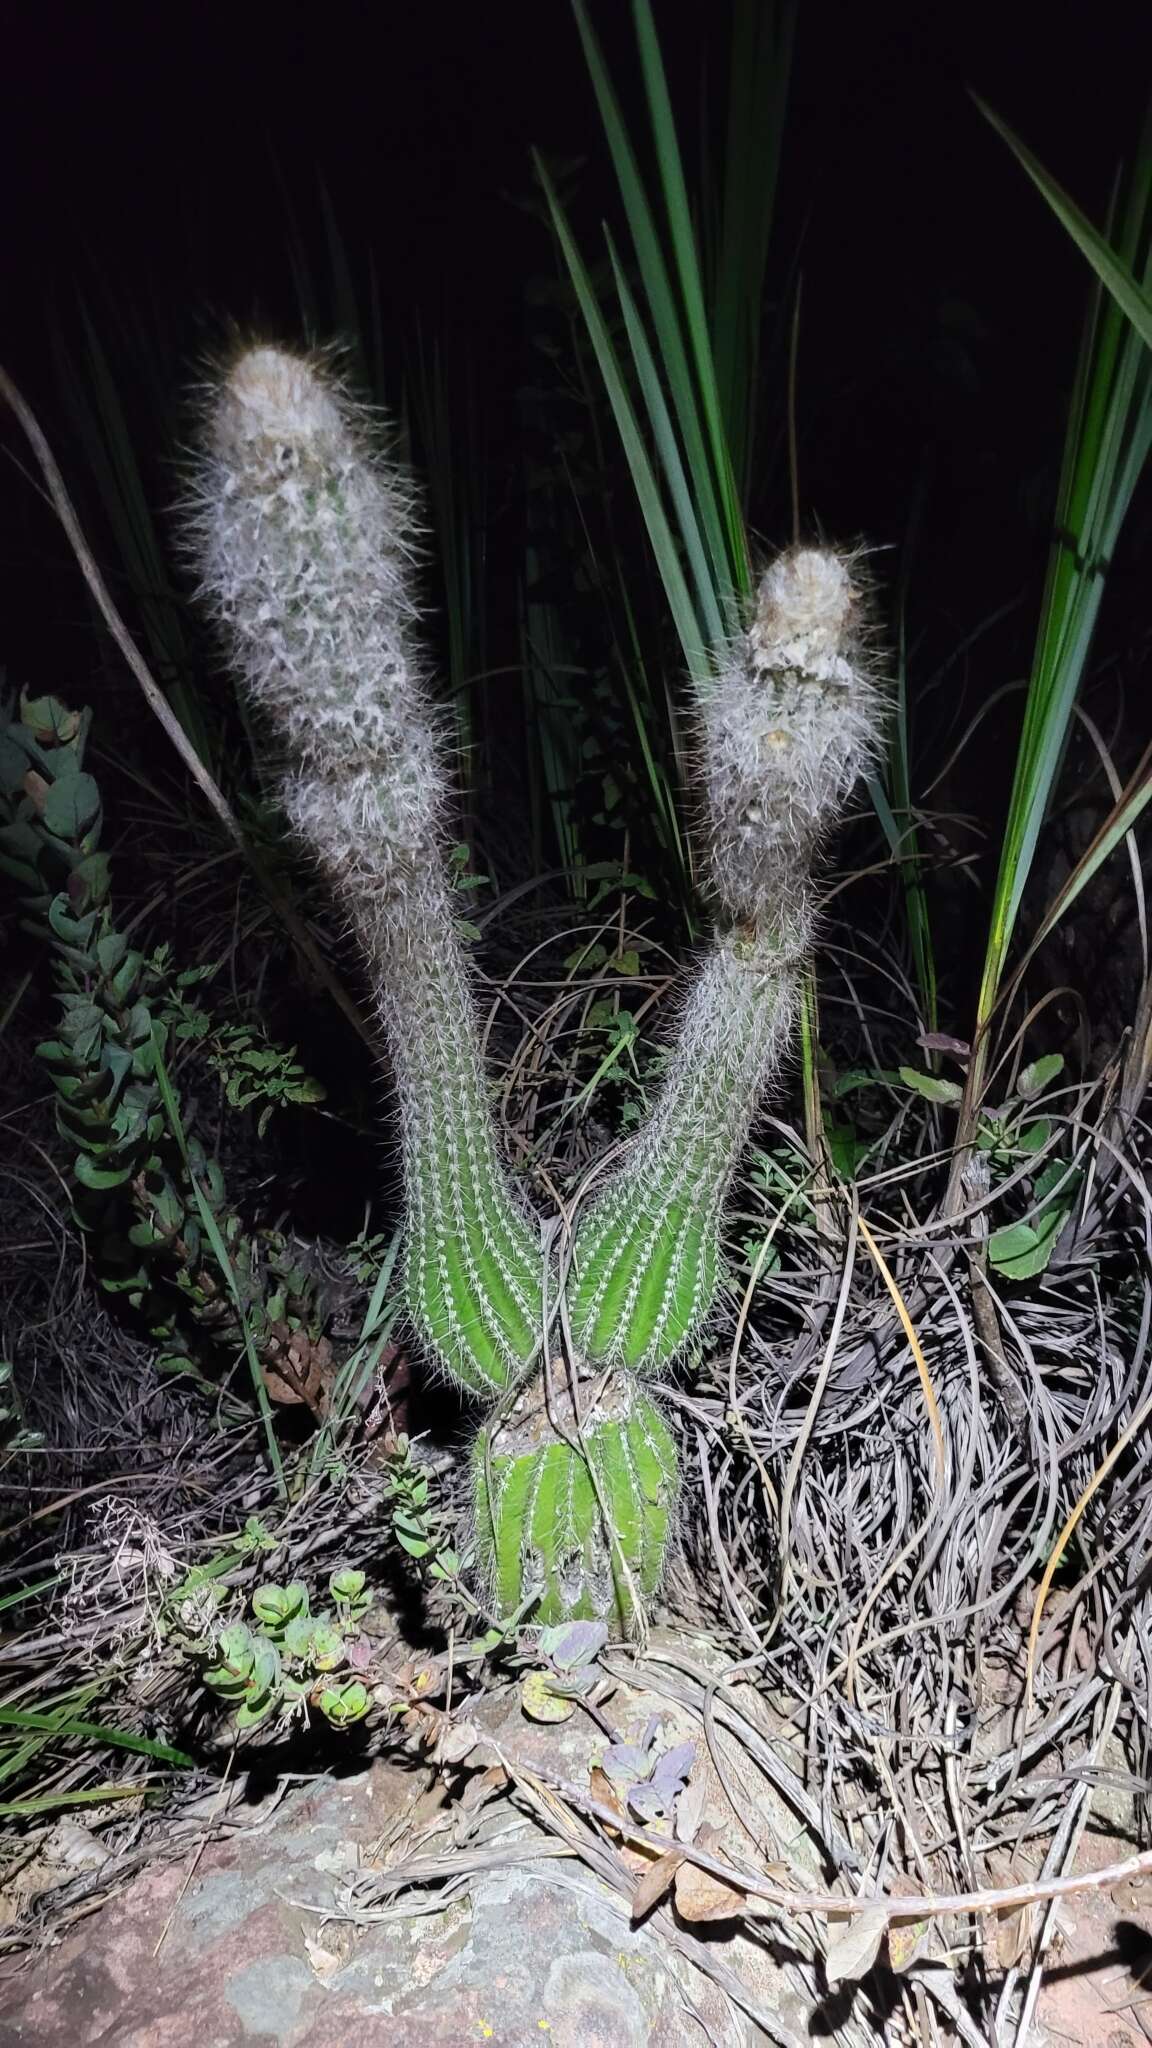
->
[4,0,1150,721]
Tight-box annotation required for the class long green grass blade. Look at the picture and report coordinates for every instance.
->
[631,0,749,593]
[535,152,709,683]
[0,1785,151,1817]
[710,1,796,495]
[607,234,726,649]
[975,128,1152,1029]
[0,1706,194,1767]
[570,0,736,613]
[976,98,1152,349]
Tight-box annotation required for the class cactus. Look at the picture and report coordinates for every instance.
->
[472,1366,677,1627]
[566,549,880,1372]
[188,346,883,1632]
[188,348,541,1399]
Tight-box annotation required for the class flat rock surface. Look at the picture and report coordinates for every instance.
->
[0,1752,797,2047]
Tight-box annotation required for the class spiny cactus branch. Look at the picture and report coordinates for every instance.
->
[569,548,882,1375]
[189,347,545,1397]
[567,916,808,1370]
[187,344,884,1633]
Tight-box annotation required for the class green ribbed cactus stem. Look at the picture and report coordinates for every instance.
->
[567,546,882,1375]
[188,347,544,1397]
[567,915,807,1371]
[471,1365,678,1629]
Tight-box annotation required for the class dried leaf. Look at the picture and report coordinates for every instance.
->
[887,1916,929,1973]
[435,1719,480,1765]
[589,1764,625,1825]
[458,1765,509,1813]
[917,1030,970,1059]
[994,1902,1033,1970]
[631,1847,685,1920]
[673,1830,749,1924]
[303,1932,344,1982]
[824,1906,888,1988]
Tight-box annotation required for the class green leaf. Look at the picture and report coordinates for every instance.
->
[19,695,82,746]
[988,1207,1067,1280]
[73,1151,134,1191]
[234,1694,278,1730]
[899,1067,963,1104]
[1014,1118,1052,1154]
[1016,1053,1065,1099]
[309,1621,345,1672]
[43,770,101,841]
[48,896,97,948]
[826,1121,870,1181]
[69,852,112,911]
[96,931,129,977]
[319,1680,370,1727]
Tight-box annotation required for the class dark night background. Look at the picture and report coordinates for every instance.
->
[3,0,1150,1032]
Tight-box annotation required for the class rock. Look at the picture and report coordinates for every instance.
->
[0,1631,870,2046]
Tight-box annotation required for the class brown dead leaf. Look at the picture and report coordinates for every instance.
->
[261,1323,335,1414]
[824,1906,888,1988]
[673,1829,749,1923]
[458,1765,510,1813]
[674,1859,749,1923]
[994,1902,1033,1971]
[435,1719,480,1766]
[589,1766,670,1874]
[631,1848,686,1920]
[589,1764,626,1832]
[302,1934,343,1982]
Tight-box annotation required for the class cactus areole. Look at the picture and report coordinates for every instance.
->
[189,345,884,1635]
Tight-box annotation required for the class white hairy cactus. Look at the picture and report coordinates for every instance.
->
[698,546,879,926]
[186,339,883,1631]
[187,345,544,1397]
[191,345,445,891]
[567,544,883,1373]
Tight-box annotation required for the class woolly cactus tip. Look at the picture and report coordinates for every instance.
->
[696,538,883,914]
[212,345,345,455]
[750,544,864,675]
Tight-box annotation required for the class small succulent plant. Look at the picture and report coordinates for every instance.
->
[600,1718,697,1823]
[197,1567,374,1731]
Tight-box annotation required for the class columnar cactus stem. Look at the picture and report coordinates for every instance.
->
[566,917,808,1370]
[568,547,880,1374]
[188,348,544,1396]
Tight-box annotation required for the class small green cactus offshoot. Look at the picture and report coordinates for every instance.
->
[189,347,884,1634]
[472,1364,677,1629]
